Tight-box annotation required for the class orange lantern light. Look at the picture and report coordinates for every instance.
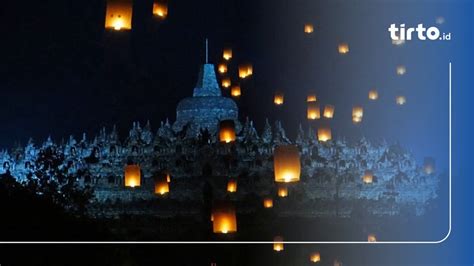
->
[277,186,289,198]
[368,233,377,242]
[263,198,274,208]
[310,252,321,263]
[363,170,374,184]
[212,201,237,234]
[369,90,379,100]
[223,48,233,61]
[274,92,284,105]
[307,94,317,102]
[318,127,332,142]
[307,102,321,120]
[154,179,170,195]
[338,43,349,54]
[152,1,168,19]
[323,104,335,119]
[274,145,301,183]
[352,106,363,124]
[105,0,133,31]
[273,236,284,252]
[304,24,314,34]
[227,178,238,193]
[218,63,228,74]
[219,120,236,143]
[221,77,231,88]
[238,64,253,79]
[166,172,171,183]
[124,164,141,187]
[231,85,241,98]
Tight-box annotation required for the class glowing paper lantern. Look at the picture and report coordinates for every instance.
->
[368,234,377,242]
[307,102,321,120]
[277,186,288,197]
[154,179,170,195]
[212,201,237,234]
[396,95,406,105]
[368,90,379,100]
[307,94,317,102]
[310,252,321,263]
[396,65,406,75]
[363,170,374,184]
[338,43,349,54]
[238,64,253,79]
[227,178,237,193]
[221,77,231,88]
[223,48,233,61]
[124,164,141,187]
[318,127,332,142]
[166,172,171,183]
[323,104,335,119]
[219,120,236,143]
[304,24,314,34]
[263,198,273,208]
[105,0,133,31]
[152,1,168,19]
[231,85,241,98]
[273,236,284,252]
[423,157,436,175]
[274,92,284,105]
[274,145,301,183]
[218,63,228,74]
[352,106,364,124]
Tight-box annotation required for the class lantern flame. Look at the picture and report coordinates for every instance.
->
[304,24,314,34]
[310,252,321,263]
[307,102,320,120]
[323,104,335,119]
[124,164,141,188]
[368,90,379,100]
[318,127,332,142]
[153,2,168,19]
[338,43,349,54]
[231,86,241,98]
[105,0,133,31]
[274,145,301,183]
[263,198,273,208]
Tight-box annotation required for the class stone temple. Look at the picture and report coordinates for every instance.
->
[173,62,238,135]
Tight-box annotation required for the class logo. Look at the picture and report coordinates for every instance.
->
[388,24,451,41]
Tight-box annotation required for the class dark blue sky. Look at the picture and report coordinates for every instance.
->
[0,0,458,169]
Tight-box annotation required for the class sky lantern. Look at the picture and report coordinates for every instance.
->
[368,90,379,100]
[223,48,233,61]
[263,198,273,208]
[323,104,335,119]
[368,233,377,242]
[221,77,231,88]
[318,127,332,142]
[231,85,241,98]
[212,201,237,234]
[152,1,168,19]
[277,186,289,198]
[124,164,141,188]
[396,95,406,105]
[105,0,133,31]
[219,120,236,143]
[310,252,321,263]
[352,106,363,124]
[307,94,317,102]
[423,157,436,175]
[154,178,170,195]
[227,178,238,193]
[338,43,349,54]
[274,145,301,183]
[274,92,284,105]
[396,65,407,75]
[273,236,284,252]
[166,172,171,183]
[363,170,374,184]
[218,63,228,74]
[304,23,314,34]
[238,64,253,79]
[307,102,321,120]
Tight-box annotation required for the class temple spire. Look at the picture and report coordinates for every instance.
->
[205,38,209,64]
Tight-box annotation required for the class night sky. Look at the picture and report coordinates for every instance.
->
[1,0,462,170]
